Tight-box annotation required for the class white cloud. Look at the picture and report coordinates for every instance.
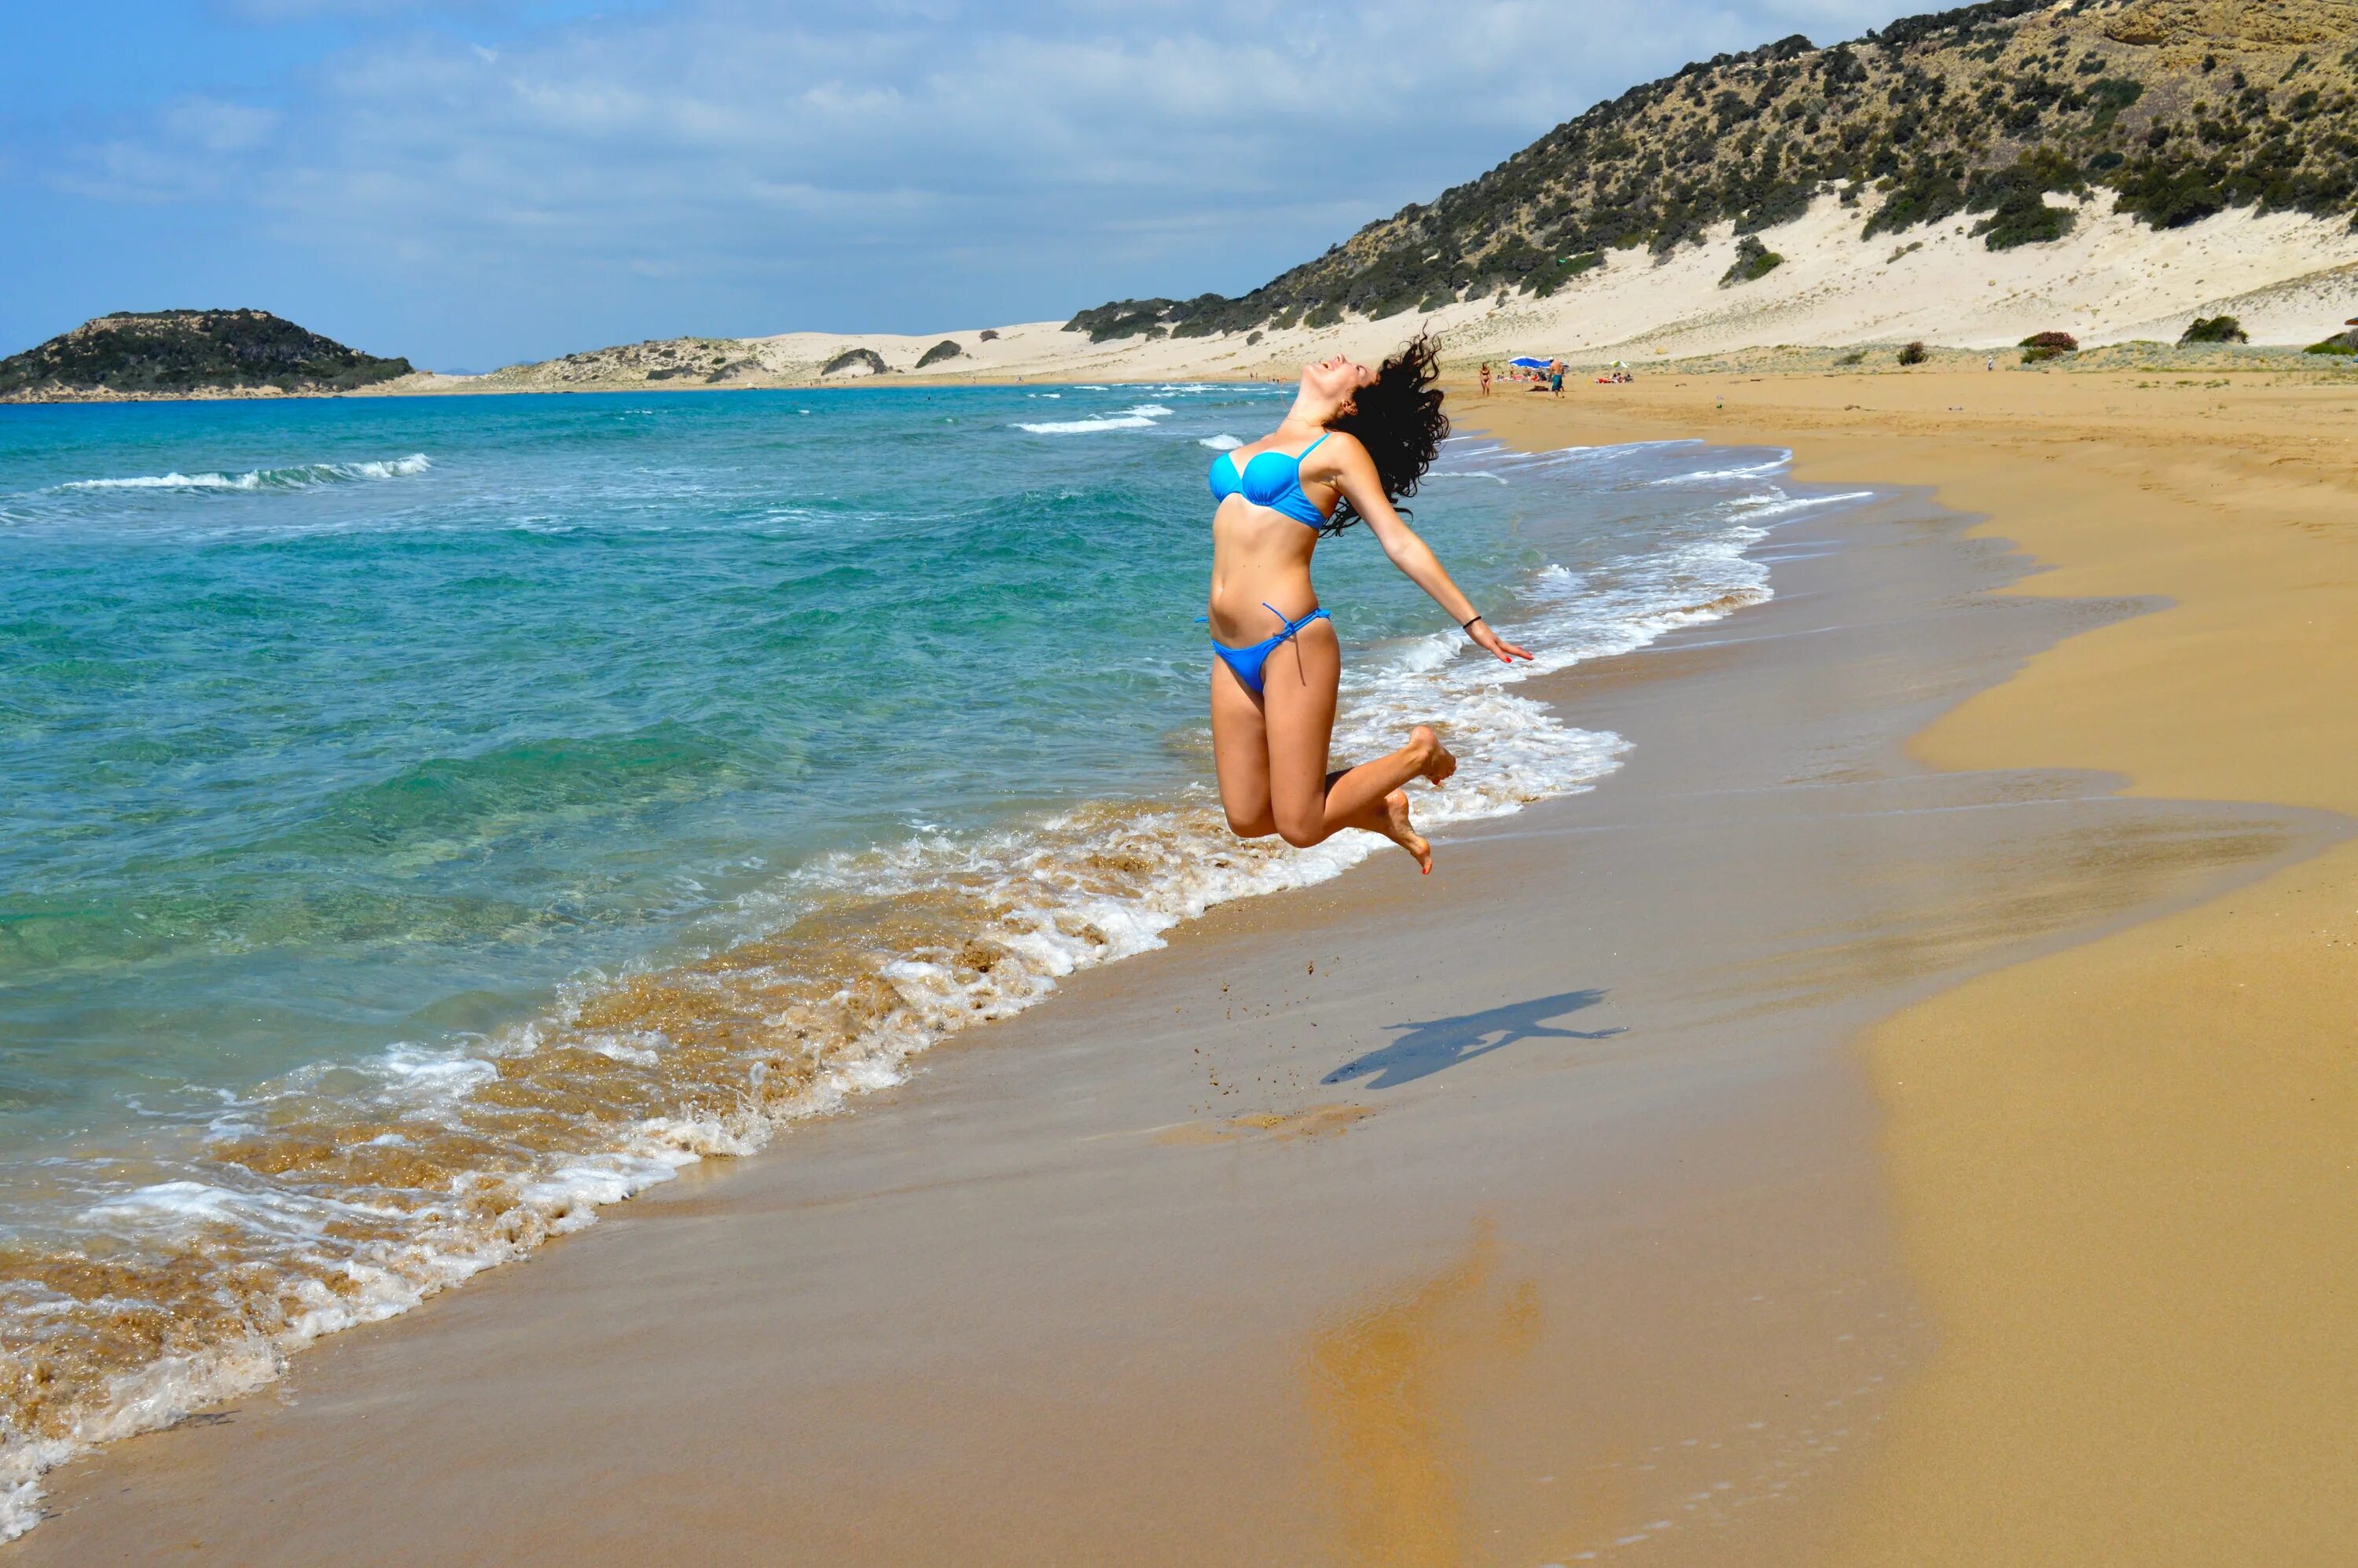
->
[51,98,279,202]
[163,97,281,154]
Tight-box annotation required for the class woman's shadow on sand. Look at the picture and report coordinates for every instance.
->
[1320,990,1624,1090]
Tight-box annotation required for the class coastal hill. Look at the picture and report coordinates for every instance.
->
[461,0,2358,390]
[0,310,412,402]
[1067,0,2358,340]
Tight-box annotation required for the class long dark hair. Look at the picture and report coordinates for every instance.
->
[1323,330,1449,534]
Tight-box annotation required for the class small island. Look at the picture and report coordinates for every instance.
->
[0,309,413,402]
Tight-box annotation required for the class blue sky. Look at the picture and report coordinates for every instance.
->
[2,2,1914,370]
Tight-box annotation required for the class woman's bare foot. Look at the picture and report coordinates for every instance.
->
[1410,725,1458,786]
[1383,788,1434,875]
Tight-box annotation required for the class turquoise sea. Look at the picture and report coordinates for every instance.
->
[0,381,1852,1528]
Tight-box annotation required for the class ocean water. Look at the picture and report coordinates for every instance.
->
[0,383,1861,1532]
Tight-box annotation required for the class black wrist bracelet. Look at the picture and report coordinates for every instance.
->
[1461,615,1484,633]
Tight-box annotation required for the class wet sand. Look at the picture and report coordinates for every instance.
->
[15,382,2349,1562]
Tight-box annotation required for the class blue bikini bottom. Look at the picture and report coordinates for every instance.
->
[1210,603,1331,696]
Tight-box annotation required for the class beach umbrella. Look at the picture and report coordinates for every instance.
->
[1508,355,1553,369]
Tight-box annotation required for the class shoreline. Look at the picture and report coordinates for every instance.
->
[11,398,2340,1559]
[9,344,2349,413]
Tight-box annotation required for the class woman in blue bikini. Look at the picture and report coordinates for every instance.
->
[1208,332,1531,874]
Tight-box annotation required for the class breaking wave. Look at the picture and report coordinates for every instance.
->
[57,454,433,494]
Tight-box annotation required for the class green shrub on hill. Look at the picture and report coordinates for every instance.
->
[1721,235,1787,286]
[1064,300,1165,342]
[1969,149,2084,248]
[2021,329,2078,363]
[1899,340,1930,365]
[1530,252,1603,298]
[2180,315,2249,344]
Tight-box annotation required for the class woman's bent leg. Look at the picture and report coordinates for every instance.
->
[1259,622,1454,862]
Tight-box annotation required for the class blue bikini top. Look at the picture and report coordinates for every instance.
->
[1209,432,1331,528]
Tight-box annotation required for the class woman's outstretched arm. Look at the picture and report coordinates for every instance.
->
[1321,434,1534,666]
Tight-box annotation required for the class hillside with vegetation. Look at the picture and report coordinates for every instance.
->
[0,310,413,401]
[1065,0,2358,342]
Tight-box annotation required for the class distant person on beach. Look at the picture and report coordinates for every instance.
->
[1205,332,1532,873]
[1479,362,1492,398]
[1550,364,1565,398]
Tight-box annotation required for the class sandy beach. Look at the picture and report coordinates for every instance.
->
[1481,365,2358,1562]
[13,367,2358,1563]
[1602,369,2358,1563]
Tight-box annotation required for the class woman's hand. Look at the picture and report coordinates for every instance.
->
[1467,619,1534,665]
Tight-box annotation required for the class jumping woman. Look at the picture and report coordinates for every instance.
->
[1207,333,1533,874]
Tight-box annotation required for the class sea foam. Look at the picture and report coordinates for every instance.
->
[1016,414,1157,434]
[59,454,433,493]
